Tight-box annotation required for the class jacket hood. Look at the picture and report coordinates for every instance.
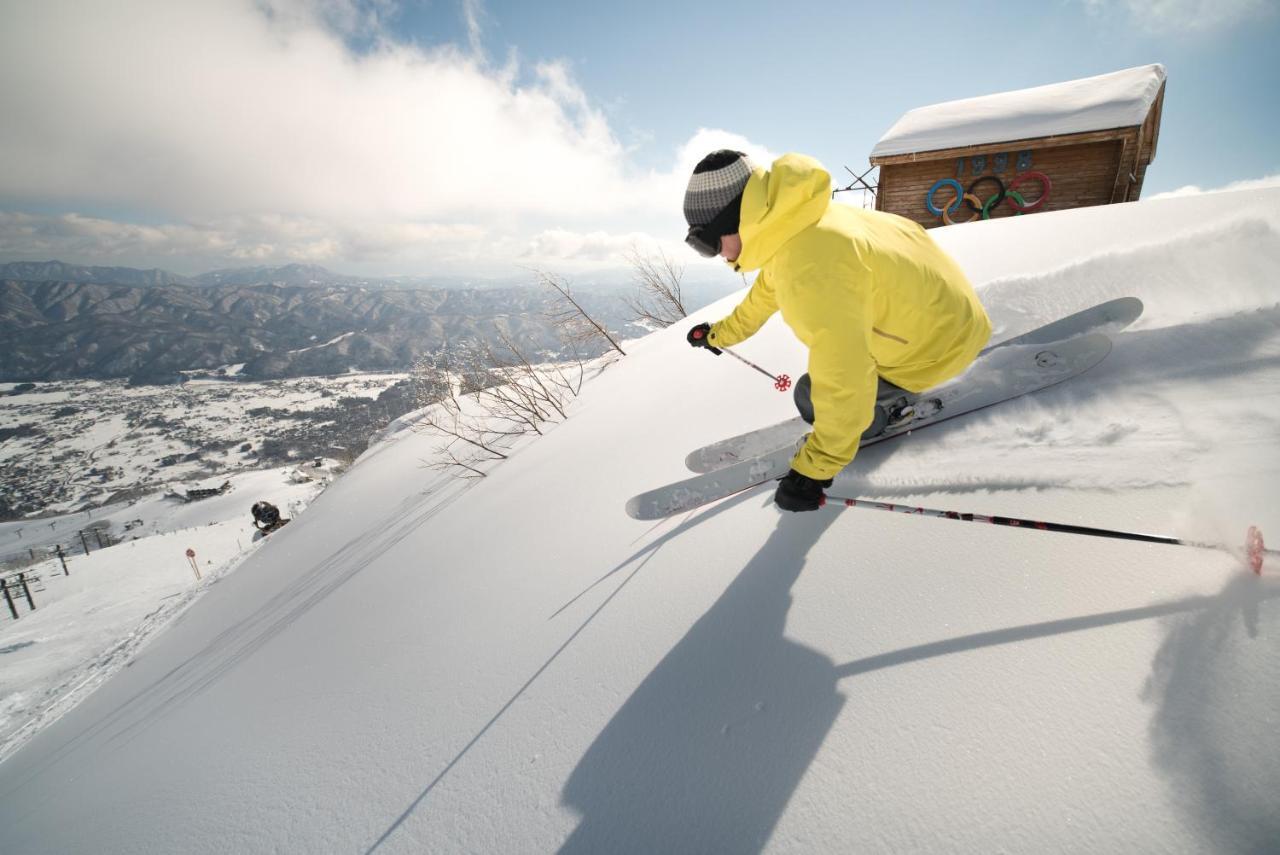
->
[733,154,832,273]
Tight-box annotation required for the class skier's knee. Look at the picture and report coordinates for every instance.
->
[861,404,888,439]
[794,373,815,425]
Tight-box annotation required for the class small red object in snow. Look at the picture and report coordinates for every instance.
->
[1246,526,1264,575]
[186,548,195,559]
[774,374,792,392]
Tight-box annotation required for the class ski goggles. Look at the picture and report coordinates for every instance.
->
[684,224,721,258]
[683,201,741,258]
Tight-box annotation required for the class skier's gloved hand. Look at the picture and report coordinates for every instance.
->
[774,469,833,513]
[686,322,722,355]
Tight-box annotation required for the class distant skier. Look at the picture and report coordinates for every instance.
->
[251,500,284,533]
[684,150,991,512]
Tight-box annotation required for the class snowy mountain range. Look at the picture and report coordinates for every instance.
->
[0,277,632,383]
[0,261,194,288]
[1,262,734,383]
[0,186,1277,853]
[0,260,499,289]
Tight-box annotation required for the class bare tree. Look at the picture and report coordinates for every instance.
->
[624,246,687,328]
[411,347,512,478]
[411,330,585,479]
[471,328,585,430]
[534,269,627,356]
[410,352,451,408]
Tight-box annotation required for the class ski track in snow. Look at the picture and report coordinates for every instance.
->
[0,556,232,764]
[0,468,328,765]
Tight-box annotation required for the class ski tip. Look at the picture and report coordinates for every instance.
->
[624,497,646,520]
[1113,295,1144,314]
[1246,525,1265,575]
[1106,297,1144,329]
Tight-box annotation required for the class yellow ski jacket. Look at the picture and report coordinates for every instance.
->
[707,153,991,481]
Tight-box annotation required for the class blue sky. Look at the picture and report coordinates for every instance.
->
[434,1,1279,180]
[0,0,1276,278]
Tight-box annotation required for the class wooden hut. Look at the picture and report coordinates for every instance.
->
[869,64,1166,228]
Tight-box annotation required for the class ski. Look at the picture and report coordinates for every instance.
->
[685,297,1141,474]
[627,333,1112,520]
[982,296,1141,352]
[626,437,805,522]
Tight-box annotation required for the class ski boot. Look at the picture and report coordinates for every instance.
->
[794,374,938,439]
[880,395,943,432]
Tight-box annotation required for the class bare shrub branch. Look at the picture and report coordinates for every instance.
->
[410,347,510,477]
[409,327,586,479]
[624,246,688,328]
[534,269,627,356]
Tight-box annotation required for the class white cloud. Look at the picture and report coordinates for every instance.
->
[1146,174,1280,200]
[622,128,779,230]
[671,129,776,179]
[0,1,636,222]
[1080,0,1275,35]
[0,211,488,269]
[258,0,401,40]
[0,208,711,275]
[0,1,778,274]
[461,0,486,57]
[519,229,679,265]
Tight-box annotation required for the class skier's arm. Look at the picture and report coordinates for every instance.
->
[707,270,777,348]
[789,294,879,482]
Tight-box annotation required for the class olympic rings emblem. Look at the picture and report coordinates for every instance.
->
[926,171,1052,223]
[942,193,981,225]
[924,179,964,217]
[1006,172,1051,212]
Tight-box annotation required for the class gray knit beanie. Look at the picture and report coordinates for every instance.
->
[683,150,755,227]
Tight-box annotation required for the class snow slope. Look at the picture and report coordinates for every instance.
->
[0,466,330,763]
[1,188,1278,853]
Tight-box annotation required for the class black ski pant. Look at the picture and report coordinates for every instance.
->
[792,373,908,437]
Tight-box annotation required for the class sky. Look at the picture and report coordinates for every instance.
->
[0,0,1277,280]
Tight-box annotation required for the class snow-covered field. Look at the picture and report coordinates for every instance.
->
[0,186,1277,853]
[0,465,329,764]
[0,371,405,518]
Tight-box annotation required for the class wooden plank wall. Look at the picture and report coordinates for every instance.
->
[876,139,1127,228]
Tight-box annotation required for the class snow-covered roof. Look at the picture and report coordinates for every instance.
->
[871,64,1166,159]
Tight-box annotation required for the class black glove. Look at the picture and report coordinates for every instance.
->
[686,322,722,355]
[774,469,833,513]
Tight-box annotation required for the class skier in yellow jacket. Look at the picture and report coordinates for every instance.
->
[684,150,991,512]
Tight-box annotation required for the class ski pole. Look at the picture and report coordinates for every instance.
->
[690,327,791,391]
[723,346,792,391]
[821,494,1274,575]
